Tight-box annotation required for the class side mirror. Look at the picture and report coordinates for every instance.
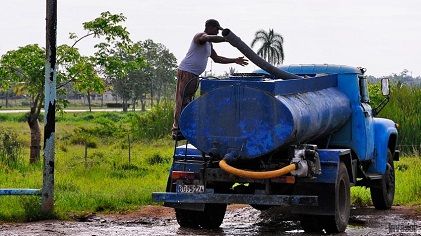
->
[373,78,391,116]
[381,78,390,96]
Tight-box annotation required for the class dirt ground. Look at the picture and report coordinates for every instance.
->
[0,205,420,236]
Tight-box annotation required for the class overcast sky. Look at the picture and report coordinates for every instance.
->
[0,0,420,77]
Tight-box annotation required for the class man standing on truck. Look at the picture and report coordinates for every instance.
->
[172,19,249,140]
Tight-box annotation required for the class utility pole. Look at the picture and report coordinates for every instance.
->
[42,0,57,213]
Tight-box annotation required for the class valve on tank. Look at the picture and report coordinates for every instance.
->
[290,145,321,177]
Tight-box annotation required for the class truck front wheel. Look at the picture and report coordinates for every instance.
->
[370,150,395,210]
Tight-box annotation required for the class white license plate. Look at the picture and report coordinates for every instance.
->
[176,184,205,193]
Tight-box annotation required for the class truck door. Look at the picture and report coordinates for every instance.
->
[359,76,375,159]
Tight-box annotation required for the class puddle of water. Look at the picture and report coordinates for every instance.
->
[0,206,420,236]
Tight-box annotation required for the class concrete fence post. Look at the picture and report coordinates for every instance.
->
[42,0,57,214]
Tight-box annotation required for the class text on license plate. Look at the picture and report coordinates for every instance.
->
[177,184,205,193]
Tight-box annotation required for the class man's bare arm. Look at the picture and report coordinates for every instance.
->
[195,33,226,44]
[210,49,248,66]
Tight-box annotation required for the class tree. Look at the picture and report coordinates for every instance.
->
[129,67,151,111]
[154,47,177,104]
[0,71,12,108]
[69,11,130,49]
[57,45,104,111]
[68,11,132,111]
[0,44,47,163]
[70,11,146,112]
[251,29,285,65]
[133,40,177,107]
[97,42,145,112]
[0,12,132,163]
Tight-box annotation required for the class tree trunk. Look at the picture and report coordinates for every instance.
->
[5,90,9,108]
[156,85,161,105]
[87,91,92,112]
[28,115,41,164]
[6,92,9,108]
[132,98,136,111]
[101,94,104,107]
[150,84,154,107]
[156,92,161,104]
[122,100,128,112]
[140,97,146,112]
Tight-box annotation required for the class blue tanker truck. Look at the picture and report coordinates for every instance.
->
[153,30,399,233]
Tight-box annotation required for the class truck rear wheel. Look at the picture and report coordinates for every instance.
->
[175,203,227,229]
[300,215,323,233]
[370,150,395,210]
[175,209,200,228]
[321,162,351,233]
[300,163,350,233]
[197,203,227,229]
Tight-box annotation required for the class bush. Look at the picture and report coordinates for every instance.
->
[20,196,56,221]
[71,118,127,141]
[130,101,174,140]
[120,163,140,170]
[69,133,98,148]
[0,129,23,167]
[146,153,169,165]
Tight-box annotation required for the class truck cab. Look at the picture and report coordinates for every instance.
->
[276,64,398,172]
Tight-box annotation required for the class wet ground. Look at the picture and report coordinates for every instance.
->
[0,205,420,236]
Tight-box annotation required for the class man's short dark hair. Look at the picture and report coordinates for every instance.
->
[205,19,223,30]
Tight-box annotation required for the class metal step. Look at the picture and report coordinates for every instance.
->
[366,174,383,180]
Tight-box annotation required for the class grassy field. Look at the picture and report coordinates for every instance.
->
[351,156,421,207]
[0,112,174,221]
[0,99,420,221]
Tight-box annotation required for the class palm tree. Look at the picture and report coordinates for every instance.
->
[251,29,285,65]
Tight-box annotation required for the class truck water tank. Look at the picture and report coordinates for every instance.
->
[179,76,351,160]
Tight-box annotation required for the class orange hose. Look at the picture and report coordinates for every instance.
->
[219,160,297,179]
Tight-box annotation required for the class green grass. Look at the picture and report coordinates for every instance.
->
[0,110,174,221]
[0,138,173,221]
[351,156,421,207]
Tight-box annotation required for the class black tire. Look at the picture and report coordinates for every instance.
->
[322,162,351,233]
[176,203,227,229]
[250,204,272,211]
[175,208,200,228]
[300,215,323,233]
[370,150,395,210]
[197,203,227,229]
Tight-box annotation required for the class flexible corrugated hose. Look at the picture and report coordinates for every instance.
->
[222,29,302,80]
[219,159,297,179]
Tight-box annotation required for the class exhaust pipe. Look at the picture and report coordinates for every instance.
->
[222,29,302,80]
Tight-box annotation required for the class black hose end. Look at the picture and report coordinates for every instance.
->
[222,28,231,37]
[223,150,238,163]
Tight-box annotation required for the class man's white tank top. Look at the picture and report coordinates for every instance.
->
[178,33,211,76]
